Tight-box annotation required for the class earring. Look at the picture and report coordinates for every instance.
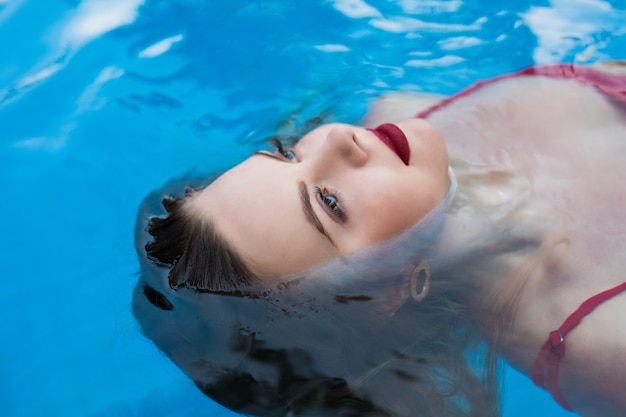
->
[410,260,431,302]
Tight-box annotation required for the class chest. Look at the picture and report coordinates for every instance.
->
[433,76,626,244]
[432,76,626,414]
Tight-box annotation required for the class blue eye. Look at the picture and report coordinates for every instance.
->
[315,186,346,221]
[282,149,297,162]
[322,194,339,211]
[270,137,297,162]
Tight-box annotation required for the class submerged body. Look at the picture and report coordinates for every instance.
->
[366,64,626,416]
[134,64,626,417]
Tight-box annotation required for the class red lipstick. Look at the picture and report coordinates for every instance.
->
[368,123,411,165]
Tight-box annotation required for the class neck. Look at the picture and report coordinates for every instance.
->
[438,162,554,348]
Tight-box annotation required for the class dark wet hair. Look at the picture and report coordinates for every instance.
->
[134,160,549,417]
[145,193,258,293]
[142,115,334,293]
[137,206,498,417]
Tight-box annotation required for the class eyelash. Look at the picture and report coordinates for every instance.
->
[268,137,347,222]
[314,186,346,222]
[270,137,297,162]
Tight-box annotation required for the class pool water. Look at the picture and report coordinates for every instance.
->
[2,1,625,416]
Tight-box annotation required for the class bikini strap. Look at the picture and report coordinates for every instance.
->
[530,281,626,411]
[416,64,626,119]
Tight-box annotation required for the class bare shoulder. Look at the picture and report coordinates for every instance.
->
[361,91,445,127]
[559,287,626,417]
[427,70,626,161]
[432,64,626,417]
[363,62,626,130]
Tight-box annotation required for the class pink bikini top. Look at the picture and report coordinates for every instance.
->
[416,63,626,119]
[529,282,626,410]
[416,63,626,411]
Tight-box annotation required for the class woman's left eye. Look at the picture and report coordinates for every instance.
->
[315,187,346,221]
[322,194,339,211]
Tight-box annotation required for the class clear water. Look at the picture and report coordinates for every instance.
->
[2,0,625,416]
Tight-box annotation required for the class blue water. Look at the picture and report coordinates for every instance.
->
[2,1,625,416]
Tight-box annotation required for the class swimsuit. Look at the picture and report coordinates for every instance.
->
[530,282,626,410]
[417,63,626,119]
[417,63,626,411]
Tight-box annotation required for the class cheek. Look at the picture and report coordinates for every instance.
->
[372,167,449,233]
[362,181,426,241]
[383,195,422,231]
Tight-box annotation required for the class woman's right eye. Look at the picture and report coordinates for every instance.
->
[270,138,297,162]
[281,148,297,161]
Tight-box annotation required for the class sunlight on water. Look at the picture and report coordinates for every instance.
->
[521,0,626,63]
[1,0,625,416]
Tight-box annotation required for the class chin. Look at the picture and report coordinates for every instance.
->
[401,119,448,170]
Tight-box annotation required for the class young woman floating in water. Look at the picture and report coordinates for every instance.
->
[133,63,626,417]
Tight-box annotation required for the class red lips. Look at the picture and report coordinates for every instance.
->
[368,123,411,165]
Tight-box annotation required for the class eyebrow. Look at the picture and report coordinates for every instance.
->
[299,181,335,245]
[253,152,335,245]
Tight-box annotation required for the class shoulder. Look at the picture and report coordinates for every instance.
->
[362,63,626,138]
[559,285,626,416]
[432,70,622,125]
[361,91,445,127]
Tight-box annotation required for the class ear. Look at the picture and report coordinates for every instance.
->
[371,260,432,319]
[365,275,411,320]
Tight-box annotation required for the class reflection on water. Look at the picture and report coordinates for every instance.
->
[2,0,626,416]
[132,177,501,417]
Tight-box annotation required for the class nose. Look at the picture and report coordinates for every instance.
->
[312,125,368,174]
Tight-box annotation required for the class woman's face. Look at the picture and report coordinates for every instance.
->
[187,118,449,277]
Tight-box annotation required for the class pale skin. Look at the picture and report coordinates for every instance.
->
[366,68,626,417]
[187,119,450,277]
[188,66,626,416]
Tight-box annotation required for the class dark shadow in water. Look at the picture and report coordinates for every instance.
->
[131,177,501,417]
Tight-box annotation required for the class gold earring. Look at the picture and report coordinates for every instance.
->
[410,260,430,302]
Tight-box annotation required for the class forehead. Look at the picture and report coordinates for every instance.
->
[186,156,336,276]
[191,155,291,217]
